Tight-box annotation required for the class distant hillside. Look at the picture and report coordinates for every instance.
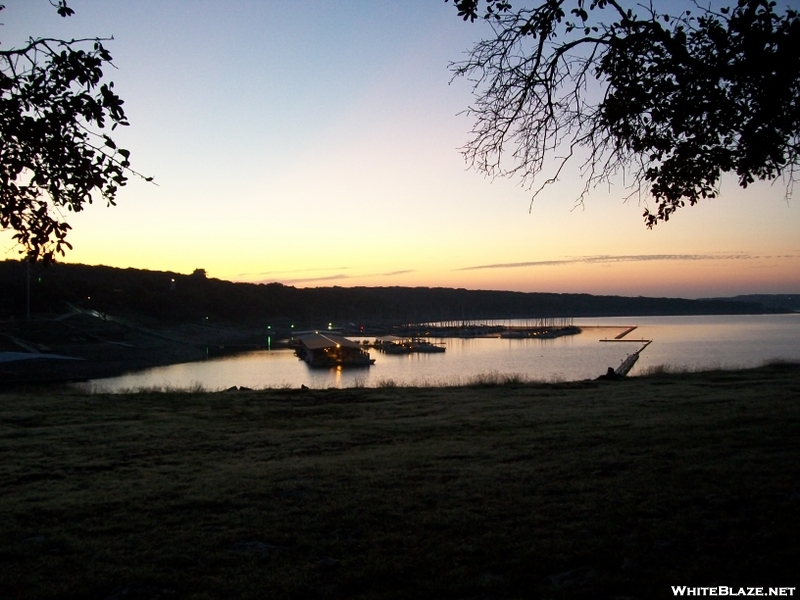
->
[709,294,800,312]
[0,260,786,329]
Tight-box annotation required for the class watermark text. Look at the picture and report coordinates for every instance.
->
[672,587,796,597]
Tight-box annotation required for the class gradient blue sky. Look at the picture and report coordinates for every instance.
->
[2,1,798,298]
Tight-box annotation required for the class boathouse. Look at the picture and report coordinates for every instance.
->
[295,333,374,367]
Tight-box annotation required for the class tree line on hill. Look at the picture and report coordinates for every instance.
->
[0,261,792,329]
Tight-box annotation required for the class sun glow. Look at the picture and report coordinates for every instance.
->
[1,2,798,298]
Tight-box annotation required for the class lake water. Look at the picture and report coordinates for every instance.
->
[87,314,800,392]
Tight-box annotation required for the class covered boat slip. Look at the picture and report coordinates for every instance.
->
[373,335,446,354]
[295,333,375,367]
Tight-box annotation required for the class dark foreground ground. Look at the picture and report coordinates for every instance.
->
[1,364,799,600]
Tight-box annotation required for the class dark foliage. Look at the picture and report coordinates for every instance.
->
[0,260,779,328]
[0,1,150,263]
[447,0,800,225]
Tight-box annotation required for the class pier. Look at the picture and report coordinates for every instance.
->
[393,317,578,339]
[595,325,652,343]
[614,340,653,376]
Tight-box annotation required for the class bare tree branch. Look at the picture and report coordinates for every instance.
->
[448,0,800,226]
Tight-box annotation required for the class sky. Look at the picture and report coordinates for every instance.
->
[2,0,798,298]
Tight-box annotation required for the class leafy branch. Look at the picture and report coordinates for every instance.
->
[448,0,800,225]
[0,3,153,263]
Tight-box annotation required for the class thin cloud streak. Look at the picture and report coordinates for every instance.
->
[458,253,761,272]
[267,274,352,284]
[240,266,351,278]
[267,269,415,285]
[380,270,414,277]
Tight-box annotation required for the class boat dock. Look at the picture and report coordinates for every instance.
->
[294,333,375,368]
[394,318,580,340]
[596,325,649,342]
[372,336,446,354]
[614,340,653,376]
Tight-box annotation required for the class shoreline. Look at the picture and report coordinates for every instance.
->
[2,313,798,388]
[0,312,268,386]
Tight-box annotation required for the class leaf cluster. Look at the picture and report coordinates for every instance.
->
[448,0,800,225]
[0,2,149,263]
[447,0,514,22]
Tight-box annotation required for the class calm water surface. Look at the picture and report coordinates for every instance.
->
[89,314,800,391]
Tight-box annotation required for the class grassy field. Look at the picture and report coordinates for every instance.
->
[1,364,799,600]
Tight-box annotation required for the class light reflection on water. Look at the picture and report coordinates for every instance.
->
[89,314,800,392]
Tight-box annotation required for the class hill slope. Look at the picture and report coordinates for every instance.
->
[0,261,786,328]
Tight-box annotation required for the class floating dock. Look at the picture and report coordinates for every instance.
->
[373,336,446,354]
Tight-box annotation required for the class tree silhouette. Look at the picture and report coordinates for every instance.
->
[448,0,800,225]
[0,0,151,263]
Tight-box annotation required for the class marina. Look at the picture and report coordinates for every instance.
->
[86,314,800,392]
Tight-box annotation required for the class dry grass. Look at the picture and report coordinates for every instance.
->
[1,363,799,600]
[636,358,800,378]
